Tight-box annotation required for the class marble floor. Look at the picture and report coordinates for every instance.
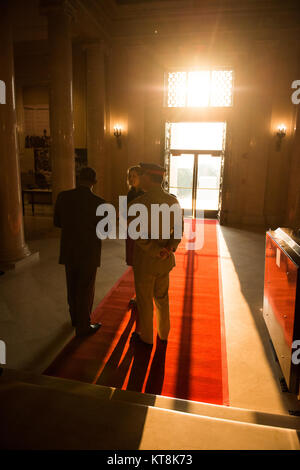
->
[0,207,299,416]
[0,210,128,373]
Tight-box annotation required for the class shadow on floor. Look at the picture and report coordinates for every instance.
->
[96,308,168,397]
[174,247,195,408]
[19,322,74,373]
[0,378,152,449]
[96,309,136,388]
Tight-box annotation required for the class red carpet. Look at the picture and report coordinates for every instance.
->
[45,219,229,405]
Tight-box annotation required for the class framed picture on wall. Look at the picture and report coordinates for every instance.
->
[34,148,52,188]
[31,148,88,188]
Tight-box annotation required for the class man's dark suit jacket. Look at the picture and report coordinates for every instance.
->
[54,186,105,268]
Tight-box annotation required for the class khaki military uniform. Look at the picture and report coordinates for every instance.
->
[129,186,183,344]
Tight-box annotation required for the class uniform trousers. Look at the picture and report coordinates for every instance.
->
[133,269,170,344]
[65,264,97,335]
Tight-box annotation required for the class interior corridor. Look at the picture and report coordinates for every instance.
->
[1,211,300,416]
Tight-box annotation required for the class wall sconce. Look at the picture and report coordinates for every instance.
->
[276,124,286,150]
[114,124,122,148]
[114,125,122,138]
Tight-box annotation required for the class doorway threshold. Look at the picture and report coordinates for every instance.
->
[184,210,218,219]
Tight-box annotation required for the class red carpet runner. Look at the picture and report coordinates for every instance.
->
[45,219,229,405]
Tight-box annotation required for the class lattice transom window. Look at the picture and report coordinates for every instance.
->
[167,72,187,107]
[166,70,233,107]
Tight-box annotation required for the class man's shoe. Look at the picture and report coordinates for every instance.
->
[89,323,102,333]
[130,331,140,343]
[128,298,137,309]
[76,323,102,337]
[130,332,153,348]
[157,334,168,344]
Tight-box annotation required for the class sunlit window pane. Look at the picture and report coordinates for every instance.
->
[169,154,194,188]
[169,154,194,210]
[210,70,233,107]
[196,189,219,210]
[166,70,233,108]
[167,71,186,107]
[170,187,193,210]
[170,122,225,150]
[196,155,221,210]
[187,71,210,107]
[197,155,221,190]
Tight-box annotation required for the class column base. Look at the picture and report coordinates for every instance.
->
[0,251,39,272]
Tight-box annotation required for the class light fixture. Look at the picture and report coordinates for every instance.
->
[114,125,122,138]
[276,124,286,150]
[277,124,287,139]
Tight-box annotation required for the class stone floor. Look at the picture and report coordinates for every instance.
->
[0,209,128,373]
[0,206,299,416]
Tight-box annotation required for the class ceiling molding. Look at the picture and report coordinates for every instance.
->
[12,0,300,49]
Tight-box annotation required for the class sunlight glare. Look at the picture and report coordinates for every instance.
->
[187,71,210,107]
[170,122,225,150]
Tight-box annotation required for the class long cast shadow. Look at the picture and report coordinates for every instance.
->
[96,310,136,388]
[44,329,89,376]
[43,269,135,381]
[126,342,153,393]
[145,339,168,395]
[175,219,196,401]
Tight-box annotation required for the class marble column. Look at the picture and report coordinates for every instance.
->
[15,84,25,157]
[0,1,30,264]
[86,42,106,198]
[47,4,75,203]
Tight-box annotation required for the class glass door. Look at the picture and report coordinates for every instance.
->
[169,153,195,217]
[195,154,222,217]
[165,122,226,218]
[168,153,222,218]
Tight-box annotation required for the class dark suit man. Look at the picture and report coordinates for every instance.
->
[54,167,105,337]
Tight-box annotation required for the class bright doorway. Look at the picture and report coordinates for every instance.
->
[165,122,226,218]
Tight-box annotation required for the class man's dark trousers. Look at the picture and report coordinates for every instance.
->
[65,264,97,335]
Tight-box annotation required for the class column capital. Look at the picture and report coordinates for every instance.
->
[40,0,76,20]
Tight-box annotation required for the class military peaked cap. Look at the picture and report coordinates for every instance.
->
[139,162,166,176]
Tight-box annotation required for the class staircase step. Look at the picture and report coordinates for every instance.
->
[0,379,299,450]
[2,368,300,431]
